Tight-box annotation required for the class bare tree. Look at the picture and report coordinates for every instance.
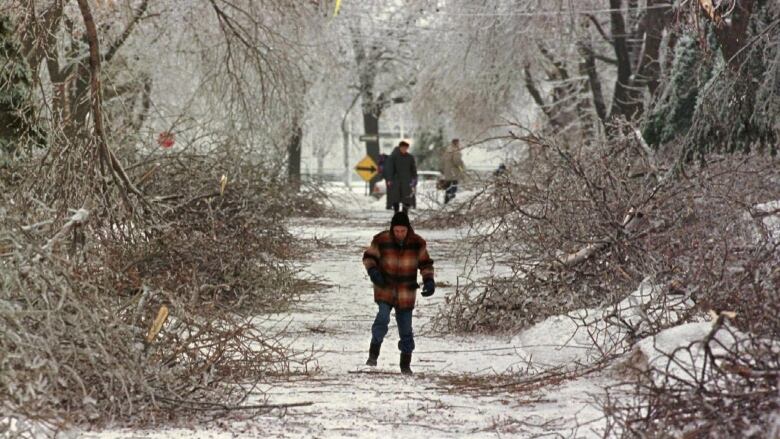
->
[413,0,674,143]
[329,3,429,189]
[13,0,149,139]
[1,0,327,430]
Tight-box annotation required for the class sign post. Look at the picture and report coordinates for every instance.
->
[354,155,379,182]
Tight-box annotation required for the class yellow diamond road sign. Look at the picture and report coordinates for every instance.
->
[354,155,379,182]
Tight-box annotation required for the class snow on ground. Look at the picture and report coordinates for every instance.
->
[73,186,719,438]
[513,280,698,370]
[317,181,466,214]
[77,187,607,438]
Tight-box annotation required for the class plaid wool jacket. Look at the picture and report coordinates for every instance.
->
[362,230,434,310]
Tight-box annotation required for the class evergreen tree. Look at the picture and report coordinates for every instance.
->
[687,5,778,157]
[746,2,779,154]
[642,34,711,147]
[643,4,778,157]
[0,14,45,160]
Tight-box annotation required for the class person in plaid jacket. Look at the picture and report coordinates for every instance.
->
[362,211,435,375]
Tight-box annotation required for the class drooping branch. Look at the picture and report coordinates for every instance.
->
[76,0,109,167]
[76,0,143,200]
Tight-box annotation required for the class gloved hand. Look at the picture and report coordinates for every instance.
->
[410,178,418,188]
[367,267,385,286]
[421,279,435,297]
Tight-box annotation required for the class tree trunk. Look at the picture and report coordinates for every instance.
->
[524,66,551,121]
[608,0,642,121]
[575,47,598,136]
[709,0,755,70]
[626,0,643,72]
[579,41,608,125]
[362,110,381,190]
[634,0,672,97]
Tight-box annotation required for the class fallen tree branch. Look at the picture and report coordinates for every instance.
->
[553,208,643,269]
[156,395,314,411]
[76,0,144,203]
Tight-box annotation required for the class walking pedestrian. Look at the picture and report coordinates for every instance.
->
[440,138,466,204]
[362,211,435,375]
[383,140,418,212]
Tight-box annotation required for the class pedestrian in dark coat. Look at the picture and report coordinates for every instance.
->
[362,211,435,374]
[383,140,418,212]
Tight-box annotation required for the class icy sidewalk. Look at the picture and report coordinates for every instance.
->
[79,210,608,439]
[242,215,609,438]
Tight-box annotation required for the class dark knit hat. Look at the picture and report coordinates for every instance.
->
[390,211,412,229]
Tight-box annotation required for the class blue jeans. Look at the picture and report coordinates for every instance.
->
[444,180,458,204]
[371,301,415,354]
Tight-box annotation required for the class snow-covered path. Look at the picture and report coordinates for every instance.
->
[247,210,607,438]
[82,190,608,438]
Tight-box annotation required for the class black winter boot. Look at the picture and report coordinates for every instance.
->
[366,342,381,366]
[400,353,413,375]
